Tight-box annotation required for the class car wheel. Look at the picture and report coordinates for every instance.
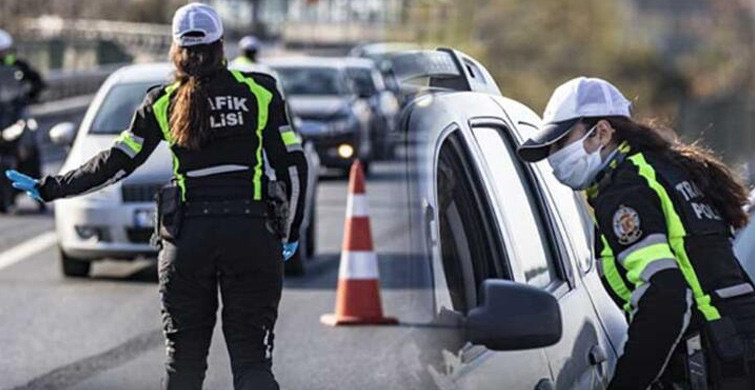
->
[59,246,91,277]
[284,249,305,276]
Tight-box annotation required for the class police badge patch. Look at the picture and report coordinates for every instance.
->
[613,205,643,245]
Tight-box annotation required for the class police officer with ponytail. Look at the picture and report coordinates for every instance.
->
[518,77,755,389]
[6,3,306,389]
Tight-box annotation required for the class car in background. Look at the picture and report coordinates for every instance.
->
[734,189,755,279]
[343,58,401,160]
[349,42,420,107]
[49,63,319,277]
[266,57,374,175]
[393,49,627,389]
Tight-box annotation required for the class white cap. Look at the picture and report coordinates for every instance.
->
[518,77,632,162]
[0,29,13,52]
[172,3,224,47]
[239,35,260,52]
[543,77,631,124]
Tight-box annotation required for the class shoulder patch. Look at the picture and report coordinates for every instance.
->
[612,204,643,245]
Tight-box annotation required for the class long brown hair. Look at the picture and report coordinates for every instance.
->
[168,39,224,150]
[586,116,751,229]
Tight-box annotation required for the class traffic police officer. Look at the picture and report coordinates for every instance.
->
[6,4,307,390]
[518,77,755,389]
[232,35,261,67]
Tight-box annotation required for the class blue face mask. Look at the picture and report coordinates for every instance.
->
[547,125,604,190]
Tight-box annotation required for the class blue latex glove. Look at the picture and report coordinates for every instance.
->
[5,170,42,201]
[282,241,299,261]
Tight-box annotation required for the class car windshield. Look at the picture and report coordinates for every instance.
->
[346,67,377,96]
[90,82,156,134]
[275,67,345,96]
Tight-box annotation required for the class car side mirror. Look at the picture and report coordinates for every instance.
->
[49,122,76,145]
[467,279,562,351]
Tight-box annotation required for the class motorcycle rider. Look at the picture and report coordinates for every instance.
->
[0,29,45,102]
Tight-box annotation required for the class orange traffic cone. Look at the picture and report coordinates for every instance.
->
[320,160,398,326]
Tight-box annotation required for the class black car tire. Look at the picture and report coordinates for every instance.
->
[59,246,91,277]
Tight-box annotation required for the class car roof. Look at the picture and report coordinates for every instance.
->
[107,62,174,84]
[264,56,347,70]
[341,57,377,68]
[352,42,418,56]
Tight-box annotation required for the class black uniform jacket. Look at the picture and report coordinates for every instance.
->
[37,68,308,242]
[589,147,753,389]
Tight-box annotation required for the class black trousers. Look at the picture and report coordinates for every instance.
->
[158,215,283,390]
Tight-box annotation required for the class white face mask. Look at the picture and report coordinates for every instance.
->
[547,126,604,190]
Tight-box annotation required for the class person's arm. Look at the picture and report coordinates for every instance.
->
[597,181,692,390]
[37,88,165,201]
[13,59,45,102]
[256,72,309,243]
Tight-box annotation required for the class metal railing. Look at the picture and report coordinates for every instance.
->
[39,63,127,103]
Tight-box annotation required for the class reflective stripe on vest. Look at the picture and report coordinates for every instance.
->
[627,152,721,321]
[151,82,187,200]
[3,54,16,66]
[229,69,272,201]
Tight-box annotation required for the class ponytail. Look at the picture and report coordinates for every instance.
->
[593,117,751,229]
[168,39,224,150]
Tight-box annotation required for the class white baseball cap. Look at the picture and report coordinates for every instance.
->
[518,77,632,162]
[172,3,224,47]
[239,35,260,52]
[0,29,13,52]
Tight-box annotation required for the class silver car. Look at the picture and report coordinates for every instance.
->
[393,49,627,389]
[50,63,319,277]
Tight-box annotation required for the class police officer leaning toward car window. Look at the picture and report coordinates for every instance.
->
[517,77,755,390]
[5,4,307,390]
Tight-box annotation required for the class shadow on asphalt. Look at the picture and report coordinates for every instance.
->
[284,252,431,290]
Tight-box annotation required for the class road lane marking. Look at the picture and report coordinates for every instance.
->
[0,231,57,271]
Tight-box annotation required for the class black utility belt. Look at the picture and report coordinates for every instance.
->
[183,199,267,218]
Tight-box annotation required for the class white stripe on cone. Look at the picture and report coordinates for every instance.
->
[346,194,369,218]
[338,251,379,279]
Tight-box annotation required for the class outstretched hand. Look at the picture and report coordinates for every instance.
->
[5,170,42,201]
[282,241,299,261]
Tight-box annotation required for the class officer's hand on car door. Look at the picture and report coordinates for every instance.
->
[282,241,299,261]
[5,170,42,201]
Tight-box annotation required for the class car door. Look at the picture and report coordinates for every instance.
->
[406,92,553,390]
[488,100,626,389]
[466,116,616,390]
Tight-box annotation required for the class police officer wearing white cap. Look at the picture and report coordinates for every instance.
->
[6,3,307,389]
[518,77,755,389]
[233,35,260,66]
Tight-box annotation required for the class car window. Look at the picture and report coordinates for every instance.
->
[275,67,346,96]
[90,82,156,135]
[346,67,377,96]
[532,159,596,274]
[436,131,507,313]
[472,126,559,289]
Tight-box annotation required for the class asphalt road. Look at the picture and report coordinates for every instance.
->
[0,109,437,389]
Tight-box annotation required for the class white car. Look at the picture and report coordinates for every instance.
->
[50,63,319,277]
